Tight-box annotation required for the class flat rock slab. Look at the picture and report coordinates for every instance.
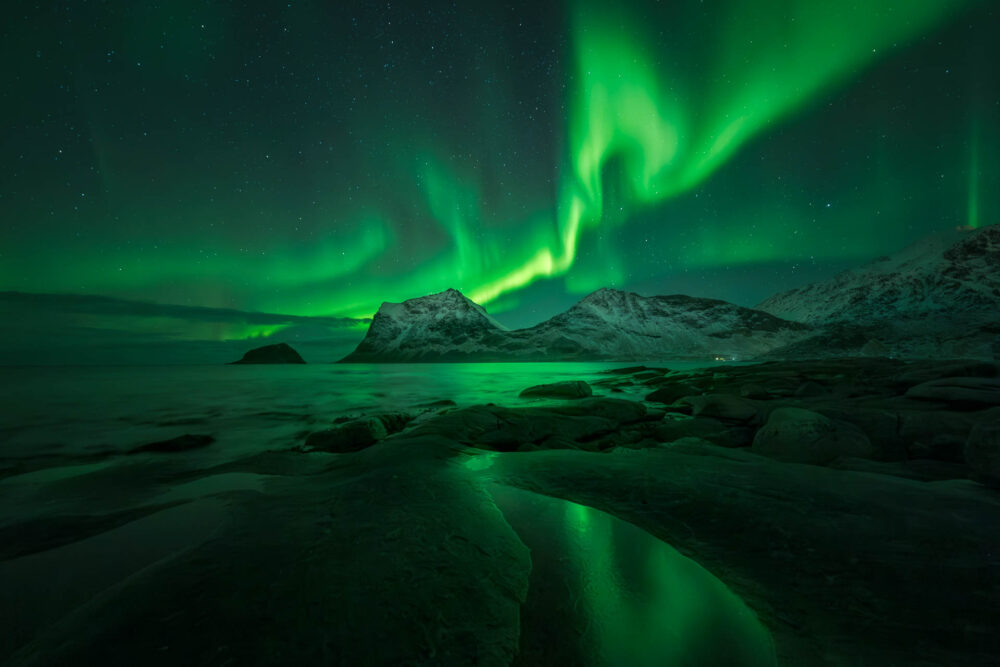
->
[905,377,1000,407]
[488,445,1000,667]
[129,434,215,454]
[5,445,532,666]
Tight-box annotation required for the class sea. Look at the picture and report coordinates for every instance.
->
[0,361,726,463]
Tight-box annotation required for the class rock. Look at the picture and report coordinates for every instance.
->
[547,397,647,424]
[644,383,700,404]
[602,365,649,375]
[653,416,737,448]
[860,338,890,357]
[752,407,873,465]
[130,433,215,454]
[415,399,457,409]
[965,408,1000,486]
[374,412,413,434]
[826,457,969,482]
[814,407,904,460]
[658,436,717,448]
[680,394,758,423]
[739,383,771,399]
[904,377,1000,408]
[519,381,592,399]
[472,437,1000,666]
[404,400,647,451]
[795,381,827,398]
[229,342,306,364]
[895,361,1000,387]
[590,425,652,451]
[896,408,978,461]
[304,418,387,453]
[591,377,633,388]
[642,376,671,387]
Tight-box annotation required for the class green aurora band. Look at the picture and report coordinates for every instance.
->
[1,0,991,339]
[467,0,976,305]
[968,117,981,229]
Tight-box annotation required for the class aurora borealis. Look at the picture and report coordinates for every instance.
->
[1,0,998,354]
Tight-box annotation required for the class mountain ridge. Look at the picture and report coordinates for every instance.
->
[339,287,810,363]
[341,224,1000,363]
[756,224,1000,359]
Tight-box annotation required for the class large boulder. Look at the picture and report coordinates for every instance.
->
[653,416,738,448]
[739,383,771,400]
[965,408,1000,486]
[752,407,873,465]
[859,339,890,357]
[546,397,648,424]
[894,361,1000,387]
[795,381,827,398]
[904,377,1000,408]
[519,381,592,399]
[645,383,700,404]
[230,342,306,364]
[679,394,758,423]
[814,407,905,461]
[304,418,388,453]
[899,410,978,462]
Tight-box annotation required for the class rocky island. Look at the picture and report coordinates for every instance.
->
[229,342,306,364]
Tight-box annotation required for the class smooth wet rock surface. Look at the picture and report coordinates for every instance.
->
[4,356,1000,666]
[130,433,215,454]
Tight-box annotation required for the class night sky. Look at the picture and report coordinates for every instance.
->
[1,0,998,360]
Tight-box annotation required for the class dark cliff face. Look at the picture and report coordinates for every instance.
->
[230,342,306,364]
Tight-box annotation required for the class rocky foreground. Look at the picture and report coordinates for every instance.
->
[1,358,999,665]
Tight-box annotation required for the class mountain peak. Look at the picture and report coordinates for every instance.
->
[578,287,634,307]
[757,223,1000,326]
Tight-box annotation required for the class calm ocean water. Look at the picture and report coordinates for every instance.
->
[0,362,724,461]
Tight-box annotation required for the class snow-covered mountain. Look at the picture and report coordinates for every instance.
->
[339,289,511,362]
[340,225,1000,363]
[757,224,1000,359]
[339,287,811,362]
[757,225,1000,325]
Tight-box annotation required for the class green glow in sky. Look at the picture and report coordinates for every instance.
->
[471,0,976,303]
[0,0,993,339]
[969,118,981,229]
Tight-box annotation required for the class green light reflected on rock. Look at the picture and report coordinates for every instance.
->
[489,483,776,666]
